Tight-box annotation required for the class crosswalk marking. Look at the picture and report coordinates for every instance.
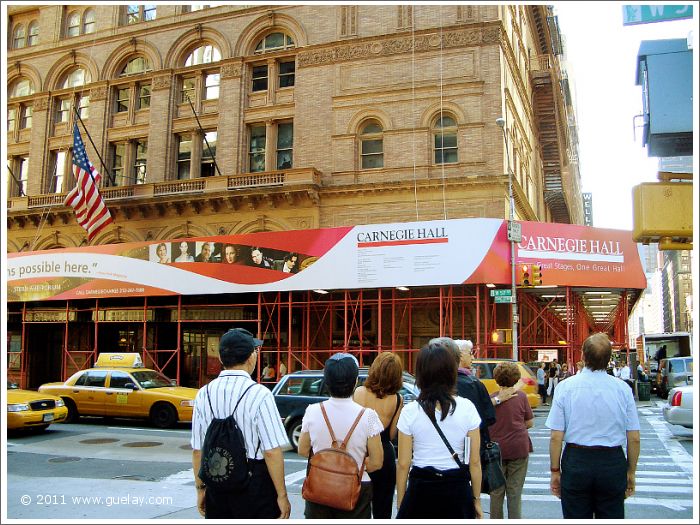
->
[279,403,693,512]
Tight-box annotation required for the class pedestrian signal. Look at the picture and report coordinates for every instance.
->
[532,264,543,286]
[520,264,531,287]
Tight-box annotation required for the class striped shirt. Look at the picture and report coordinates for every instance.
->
[191,370,290,458]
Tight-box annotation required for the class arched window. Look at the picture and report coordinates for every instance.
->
[67,11,80,37]
[184,44,221,66]
[360,120,384,169]
[10,78,35,98]
[120,56,152,77]
[27,21,39,46]
[61,68,91,89]
[433,114,458,164]
[254,32,295,54]
[13,24,26,49]
[83,9,96,34]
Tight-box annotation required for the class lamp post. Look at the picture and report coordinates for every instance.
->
[496,117,519,362]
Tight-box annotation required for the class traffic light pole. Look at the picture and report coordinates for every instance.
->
[497,118,518,363]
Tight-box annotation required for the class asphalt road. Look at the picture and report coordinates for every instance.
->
[5,397,693,520]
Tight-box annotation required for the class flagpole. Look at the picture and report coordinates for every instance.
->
[5,163,25,197]
[185,95,222,177]
[72,106,114,186]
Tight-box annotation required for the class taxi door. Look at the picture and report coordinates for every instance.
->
[72,370,109,415]
[104,371,144,418]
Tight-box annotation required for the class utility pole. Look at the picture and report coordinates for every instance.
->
[497,117,519,362]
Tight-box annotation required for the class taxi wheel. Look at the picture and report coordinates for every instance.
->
[64,399,80,423]
[151,403,178,429]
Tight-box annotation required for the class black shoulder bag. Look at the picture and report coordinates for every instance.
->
[422,402,505,494]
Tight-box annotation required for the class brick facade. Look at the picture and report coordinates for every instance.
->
[7,4,583,251]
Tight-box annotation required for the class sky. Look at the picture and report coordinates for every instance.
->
[552,1,696,232]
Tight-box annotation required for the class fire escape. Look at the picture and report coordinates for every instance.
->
[529,6,572,224]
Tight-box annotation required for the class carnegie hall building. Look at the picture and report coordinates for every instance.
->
[6,4,646,389]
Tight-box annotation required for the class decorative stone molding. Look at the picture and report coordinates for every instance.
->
[33,95,50,111]
[220,62,242,79]
[298,26,501,68]
[153,74,172,91]
[89,85,108,101]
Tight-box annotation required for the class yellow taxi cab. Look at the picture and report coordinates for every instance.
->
[38,353,198,428]
[7,382,68,432]
[472,359,541,409]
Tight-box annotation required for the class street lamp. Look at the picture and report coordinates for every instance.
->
[496,117,519,362]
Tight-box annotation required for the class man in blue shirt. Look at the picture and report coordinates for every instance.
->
[545,333,641,519]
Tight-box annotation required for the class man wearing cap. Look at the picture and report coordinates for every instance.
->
[546,333,640,519]
[191,328,291,519]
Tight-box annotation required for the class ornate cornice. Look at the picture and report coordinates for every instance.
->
[89,84,109,101]
[220,61,242,79]
[152,74,172,91]
[298,25,502,68]
[33,95,50,111]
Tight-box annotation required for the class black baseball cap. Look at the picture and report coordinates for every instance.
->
[220,328,263,355]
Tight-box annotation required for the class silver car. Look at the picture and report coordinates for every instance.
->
[663,385,693,428]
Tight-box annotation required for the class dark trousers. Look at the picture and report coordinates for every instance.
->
[304,481,373,519]
[561,445,627,519]
[538,384,547,403]
[205,460,280,519]
[397,466,475,519]
[368,439,397,518]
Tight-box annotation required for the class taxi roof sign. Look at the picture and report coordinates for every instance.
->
[95,353,144,368]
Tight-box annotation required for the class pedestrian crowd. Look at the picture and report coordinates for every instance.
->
[190,328,639,519]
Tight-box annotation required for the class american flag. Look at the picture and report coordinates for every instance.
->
[63,123,113,241]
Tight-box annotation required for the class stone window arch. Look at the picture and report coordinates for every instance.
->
[27,21,39,46]
[359,120,384,169]
[254,32,295,54]
[432,113,458,164]
[184,44,221,67]
[60,67,91,89]
[66,11,81,37]
[120,56,153,77]
[83,9,96,34]
[13,23,26,49]
[10,77,35,98]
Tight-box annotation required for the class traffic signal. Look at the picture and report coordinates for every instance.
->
[519,264,531,287]
[531,263,543,286]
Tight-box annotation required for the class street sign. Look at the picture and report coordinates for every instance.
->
[490,289,512,297]
[507,221,522,242]
[495,296,514,303]
[622,5,693,25]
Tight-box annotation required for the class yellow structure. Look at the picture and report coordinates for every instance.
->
[7,4,583,251]
[633,181,693,250]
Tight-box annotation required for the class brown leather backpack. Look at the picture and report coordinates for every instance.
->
[301,403,366,511]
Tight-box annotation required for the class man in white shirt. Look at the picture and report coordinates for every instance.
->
[546,333,640,519]
[619,361,633,391]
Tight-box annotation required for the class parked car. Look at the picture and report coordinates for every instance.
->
[7,382,68,432]
[471,359,541,409]
[38,353,198,428]
[272,368,419,450]
[656,356,693,399]
[663,385,693,428]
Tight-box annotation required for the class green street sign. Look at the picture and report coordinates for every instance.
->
[495,296,514,303]
[490,289,512,297]
[622,5,693,25]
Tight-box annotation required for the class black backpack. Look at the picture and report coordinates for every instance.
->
[198,382,259,491]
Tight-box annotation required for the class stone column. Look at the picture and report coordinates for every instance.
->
[147,71,174,182]
[26,95,50,195]
[85,82,109,183]
[217,60,242,175]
